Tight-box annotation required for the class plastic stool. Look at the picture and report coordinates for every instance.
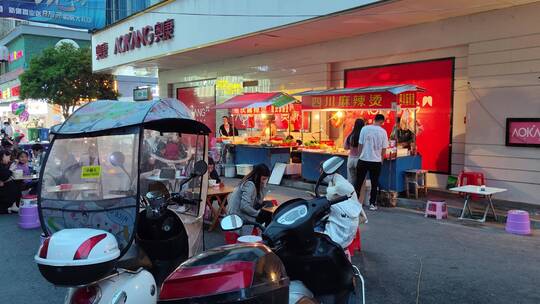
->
[347,229,362,257]
[458,172,485,200]
[505,210,531,235]
[425,200,448,220]
[224,231,239,244]
[19,195,40,229]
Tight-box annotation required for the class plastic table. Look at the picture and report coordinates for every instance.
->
[449,185,507,222]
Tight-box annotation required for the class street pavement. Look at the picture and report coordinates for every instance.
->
[1,184,539,303]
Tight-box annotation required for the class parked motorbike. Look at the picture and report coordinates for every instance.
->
[156,156,365,303]
[33,99,212,303]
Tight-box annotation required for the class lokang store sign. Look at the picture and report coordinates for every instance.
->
[96,19,175,60]
[506,118,540,147]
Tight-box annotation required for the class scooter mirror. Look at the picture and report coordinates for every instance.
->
[192,160,208,177]
[321,156,345,175]
[109,151,125,167]
[221,215,243,231]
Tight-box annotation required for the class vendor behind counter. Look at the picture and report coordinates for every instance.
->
[390,117,414,149]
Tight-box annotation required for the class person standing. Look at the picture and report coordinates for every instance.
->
[344,119,366,199]
[2,121,14,139]
[356,114,389,211]
[219,116,238,137]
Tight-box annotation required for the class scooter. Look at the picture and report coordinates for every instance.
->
[155,156,365,303]
[34,99,213,303]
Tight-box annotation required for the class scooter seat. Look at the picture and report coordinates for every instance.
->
[116,243,153,271]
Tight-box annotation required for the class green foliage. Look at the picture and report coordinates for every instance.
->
[20,43,118,118]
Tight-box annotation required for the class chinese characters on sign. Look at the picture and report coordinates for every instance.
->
[8,50,23,62]
[0,85,20,100]
[303,92,417,110]
[0,0,104,30]
[97,19,175,59]
[231,104,298,115]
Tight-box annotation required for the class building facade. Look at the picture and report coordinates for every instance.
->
[92,0,540,205]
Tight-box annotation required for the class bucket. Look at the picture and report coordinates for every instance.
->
[505,210,531,235]
[224,165,236,178]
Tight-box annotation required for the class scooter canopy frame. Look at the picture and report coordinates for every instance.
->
[38,99,211,256]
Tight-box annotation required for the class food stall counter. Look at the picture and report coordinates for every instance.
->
[301,150,421,193]
[233,144,291,170]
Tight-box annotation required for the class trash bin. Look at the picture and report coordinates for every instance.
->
[38,128,50,142]
[27,128,39,142]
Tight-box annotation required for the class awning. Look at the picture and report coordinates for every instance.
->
[295,84,424,110]
[214,92,297,110]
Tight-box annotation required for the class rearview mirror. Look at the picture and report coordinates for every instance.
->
[109,152,125,167]
[192,160,208,177]
[321,156,344,175]
[221,215,243,231]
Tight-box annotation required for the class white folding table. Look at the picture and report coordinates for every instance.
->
[449,185,507,223]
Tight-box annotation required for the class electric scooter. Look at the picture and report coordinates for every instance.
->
[156,156,366,303]
[33,99,213,303]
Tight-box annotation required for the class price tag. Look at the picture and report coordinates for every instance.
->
[81,166,101,179]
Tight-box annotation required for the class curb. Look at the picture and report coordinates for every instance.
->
[397,198,540,230]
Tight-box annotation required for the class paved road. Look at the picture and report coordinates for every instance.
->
[1,185,539,303]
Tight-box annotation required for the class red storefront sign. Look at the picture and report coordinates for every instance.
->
[231,103,299,115]
[302,91,417,110]
[506,118,540,147]
[345,58,454,174]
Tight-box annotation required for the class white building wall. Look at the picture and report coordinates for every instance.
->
[160,2,540,204]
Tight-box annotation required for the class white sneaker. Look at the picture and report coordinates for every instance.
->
[369,204,378,211]
[7,203,19,214]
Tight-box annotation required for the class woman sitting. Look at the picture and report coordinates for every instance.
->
[10,151,37,194]
[227,164,270,235]
[0,150,20,213]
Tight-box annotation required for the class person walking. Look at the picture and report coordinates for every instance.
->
[356,114,389,211]
[344,119,367,202]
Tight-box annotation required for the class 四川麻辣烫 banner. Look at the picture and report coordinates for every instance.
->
[0,0,105,30]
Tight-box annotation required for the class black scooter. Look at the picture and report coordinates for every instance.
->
[160,156,365,304]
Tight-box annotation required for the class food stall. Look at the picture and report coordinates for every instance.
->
[213,92,301,170]
[295,85,423,193]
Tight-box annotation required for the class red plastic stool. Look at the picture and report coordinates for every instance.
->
[346,229,362,257]
[458,171,485,200]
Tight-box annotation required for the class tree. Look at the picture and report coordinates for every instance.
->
[20,43,119,119]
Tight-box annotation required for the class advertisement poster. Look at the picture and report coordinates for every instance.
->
[177,87,216,137]
[0,0,105,30]
[345,58,454,173]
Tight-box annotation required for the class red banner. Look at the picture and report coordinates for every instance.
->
[301,91,417,110]
[345,59,454,173]
[177,87,216,136]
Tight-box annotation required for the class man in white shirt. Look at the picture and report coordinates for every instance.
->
[357,114,389,211]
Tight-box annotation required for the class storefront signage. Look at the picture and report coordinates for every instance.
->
[8,50,23,62]
[505,118,540,147]
[231,104,299,115]
[0,0,105,30]
[302,92,417,110]
[133,87,152,101]
[96,19,175,60]
[0,85,20,100]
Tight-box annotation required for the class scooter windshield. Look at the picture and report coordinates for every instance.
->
[140,130,206,217]
[40,129,139,251]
